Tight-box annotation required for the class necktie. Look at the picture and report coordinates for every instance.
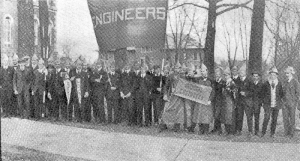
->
[271,81,275,88]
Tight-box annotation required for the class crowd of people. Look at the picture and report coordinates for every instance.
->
[1,53,299,139]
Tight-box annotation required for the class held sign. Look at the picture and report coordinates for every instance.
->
[174,78,212,105]
[88,0,168,51]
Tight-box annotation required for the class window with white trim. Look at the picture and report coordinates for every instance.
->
[4,16,13,45]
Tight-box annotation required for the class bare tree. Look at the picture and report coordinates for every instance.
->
[59,38,78,60]
[170,0,253,78]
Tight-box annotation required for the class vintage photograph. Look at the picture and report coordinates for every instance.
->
[1,0,300,160]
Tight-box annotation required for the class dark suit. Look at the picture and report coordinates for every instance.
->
[54,68,67,120]
[238,77,253,133]
[261,80,284,136]
[106,72,120,123]
[0,67,14,116]
[91,69,107,123]
[13,68,31,118]
[282,78,300,136]
[46,71,58,119]
[151,74,166,124]
[70,69,90,122]
[212,78,226,133]
[135,73,153,126]
[120,71,135,125]
[249,80,263,134]
[32,69,47,119]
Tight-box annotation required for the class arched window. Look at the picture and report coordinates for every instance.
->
[3,15,13,44]
[34,16,40,46]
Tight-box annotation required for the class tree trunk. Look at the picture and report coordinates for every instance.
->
[248,0,265,75]
[204,0,217,79]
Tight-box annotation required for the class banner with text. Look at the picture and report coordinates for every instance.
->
[87,0,168,51]
[174,78,212,105]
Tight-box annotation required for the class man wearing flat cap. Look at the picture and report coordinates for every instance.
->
[261,67,284,137]
[13,59,29,118]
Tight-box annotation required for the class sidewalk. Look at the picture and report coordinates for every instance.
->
[1,118,300,161]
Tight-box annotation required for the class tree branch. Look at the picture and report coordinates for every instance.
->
[217,0,253,16]
[169,3,209,11]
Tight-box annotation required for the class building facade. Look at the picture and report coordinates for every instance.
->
[0,0,56,61]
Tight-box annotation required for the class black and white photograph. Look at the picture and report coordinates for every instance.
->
[1,0,300,160]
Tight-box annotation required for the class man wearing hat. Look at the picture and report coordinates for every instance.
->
[46,62,58,120]
[282,66,300,138]
[69,57,90,122]
[82,59,92,122]
[13,58,28,118]
[32,58,48,119]
[91,59,107,123]
[132,62,142,125]
[0,54,14,117]
[261,67,284,137]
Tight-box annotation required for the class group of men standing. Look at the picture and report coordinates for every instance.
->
[0,54,167,127]
[159,62,300,138]
[1,53,299,138]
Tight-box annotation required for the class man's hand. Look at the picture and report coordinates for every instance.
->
[0,86,2,89]
[47,92,52,100]
[84,92,89,98]
[126,92,131,97]
[163,94,169,101]
[32,91,35,95]
[207,100,211,105]
[111,87,116,90]
[240,91,246,96]
[120,92,125,99]
[14,90,18,95]
[95,79,100,83]
[157,88,161,92]
[70,77,75,81]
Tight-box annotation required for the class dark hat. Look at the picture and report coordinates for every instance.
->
[252,71,261,76]
[47,64,55,69]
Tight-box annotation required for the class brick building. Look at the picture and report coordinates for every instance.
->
[0,0,57,61]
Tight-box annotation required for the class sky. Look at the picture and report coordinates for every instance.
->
[56,0,298,64]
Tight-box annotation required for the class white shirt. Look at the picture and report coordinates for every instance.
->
[269,79,278,108]
[288,76,293,83]
[233,75,239,79]
[241,76,246,82]
[141,74,146,78]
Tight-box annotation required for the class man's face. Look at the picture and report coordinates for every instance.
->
[111,66,115,72]
[20,64,25,71]
[201,69,208,77]
[269,73,277,80]
[285,71,292,79]
[239,70,246,77]
[253,74,260,81]
[232,69,238,76]
[155,68,160,74]
[215,71,221,80]
[77,65,82,70]
[225,74,231,80]
[2,59,8,67]
[32,61,38,67]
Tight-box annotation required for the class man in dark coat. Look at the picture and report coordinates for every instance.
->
[0,54,14,117]
[13,59,30,118]
[32,59,47,119]
[135,66,153,126]
[120,65,135,125]
[90,60,107,123]
[46,64,58,120]
[248,71,263,136]
[261,67,284,137]
[69,58,90,122]
[236,67,252,136]
[210,67,225,135]
[82,61,92,122]
[106,65,120,124]
[150,66,166,125]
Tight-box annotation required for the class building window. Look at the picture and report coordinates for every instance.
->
[34,17,40,46]
[4,16,13,45]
